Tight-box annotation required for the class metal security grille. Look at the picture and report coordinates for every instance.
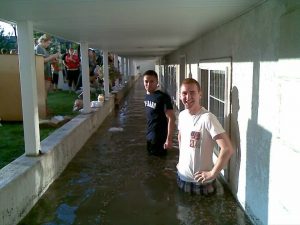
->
[209,70,225,127]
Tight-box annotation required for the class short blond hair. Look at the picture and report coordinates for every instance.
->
[181,78,201,92]
[38,34,52,44]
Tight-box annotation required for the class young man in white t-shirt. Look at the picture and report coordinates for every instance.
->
[177,78,233,195]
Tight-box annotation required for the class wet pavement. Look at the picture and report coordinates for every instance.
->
[19,79,253,225]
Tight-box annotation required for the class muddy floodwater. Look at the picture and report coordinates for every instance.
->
[19,79,253,225]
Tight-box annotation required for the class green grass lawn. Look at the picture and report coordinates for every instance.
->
[47,90,80,117]
[0,90,79,169]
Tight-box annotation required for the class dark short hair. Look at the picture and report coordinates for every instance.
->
[143,70,158,79]
[181,78,201,92]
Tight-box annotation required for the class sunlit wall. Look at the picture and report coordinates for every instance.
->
[162,0,300,224]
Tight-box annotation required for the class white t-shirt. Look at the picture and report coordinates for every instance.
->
[177,107,225,183]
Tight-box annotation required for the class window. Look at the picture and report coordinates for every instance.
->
[209,70,225,127]
[198,59,232,153]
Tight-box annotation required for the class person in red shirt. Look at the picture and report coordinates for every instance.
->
[64,48,80,92]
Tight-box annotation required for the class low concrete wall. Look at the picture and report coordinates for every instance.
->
[0,76,137,225]
[112,75,141,107]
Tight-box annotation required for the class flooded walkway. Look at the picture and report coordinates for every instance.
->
[19,79,252,225]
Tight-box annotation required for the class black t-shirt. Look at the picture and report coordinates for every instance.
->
[144,90,173,141]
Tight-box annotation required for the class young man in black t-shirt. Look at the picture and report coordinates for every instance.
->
[143,70,175,156]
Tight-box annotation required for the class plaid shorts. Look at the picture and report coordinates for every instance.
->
[177,174,216,195]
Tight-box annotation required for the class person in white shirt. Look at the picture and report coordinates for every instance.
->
[177,78,233,195]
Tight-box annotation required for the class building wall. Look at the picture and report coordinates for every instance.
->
[133,59,156,75]
[164,0,300,224]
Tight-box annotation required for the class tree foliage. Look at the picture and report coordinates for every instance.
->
[0,25,74,54]
[0,26,16,52]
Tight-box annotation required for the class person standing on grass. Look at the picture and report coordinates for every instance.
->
[64,47,80,92]
[143,70,175,156]
[35,34,60,93]
[177,78,233,195]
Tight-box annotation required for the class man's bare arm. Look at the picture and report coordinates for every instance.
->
[194,132,234,183]
[164,109,175,149]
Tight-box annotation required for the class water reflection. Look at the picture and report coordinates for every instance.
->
[19,79,252,225]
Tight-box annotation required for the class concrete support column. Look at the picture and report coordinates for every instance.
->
[127,58,132,79]
[127,58,130,81]
[120,57,125,84]
[114,54,118,70]
[103,50,110,99]
[129,59,134,76]
[17,20,40,156]
[123,58,126,82]
[80,42,91,113]
[125,58,129,81]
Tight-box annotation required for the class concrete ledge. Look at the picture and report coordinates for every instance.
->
[0,76,137,225]
[112,75,140,108]
[0,96,114,225]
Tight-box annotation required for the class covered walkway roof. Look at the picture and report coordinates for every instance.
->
[0,0,264,59]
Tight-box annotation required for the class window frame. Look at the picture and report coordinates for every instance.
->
[198,59,232,160]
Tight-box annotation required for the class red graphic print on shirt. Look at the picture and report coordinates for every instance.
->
[190,131,201,148]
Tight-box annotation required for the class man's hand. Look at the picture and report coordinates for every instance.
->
[194,170,216,184]
[164,139,173,149]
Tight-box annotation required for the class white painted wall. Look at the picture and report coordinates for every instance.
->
[133,59,156,75]
[164,0,300,224]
